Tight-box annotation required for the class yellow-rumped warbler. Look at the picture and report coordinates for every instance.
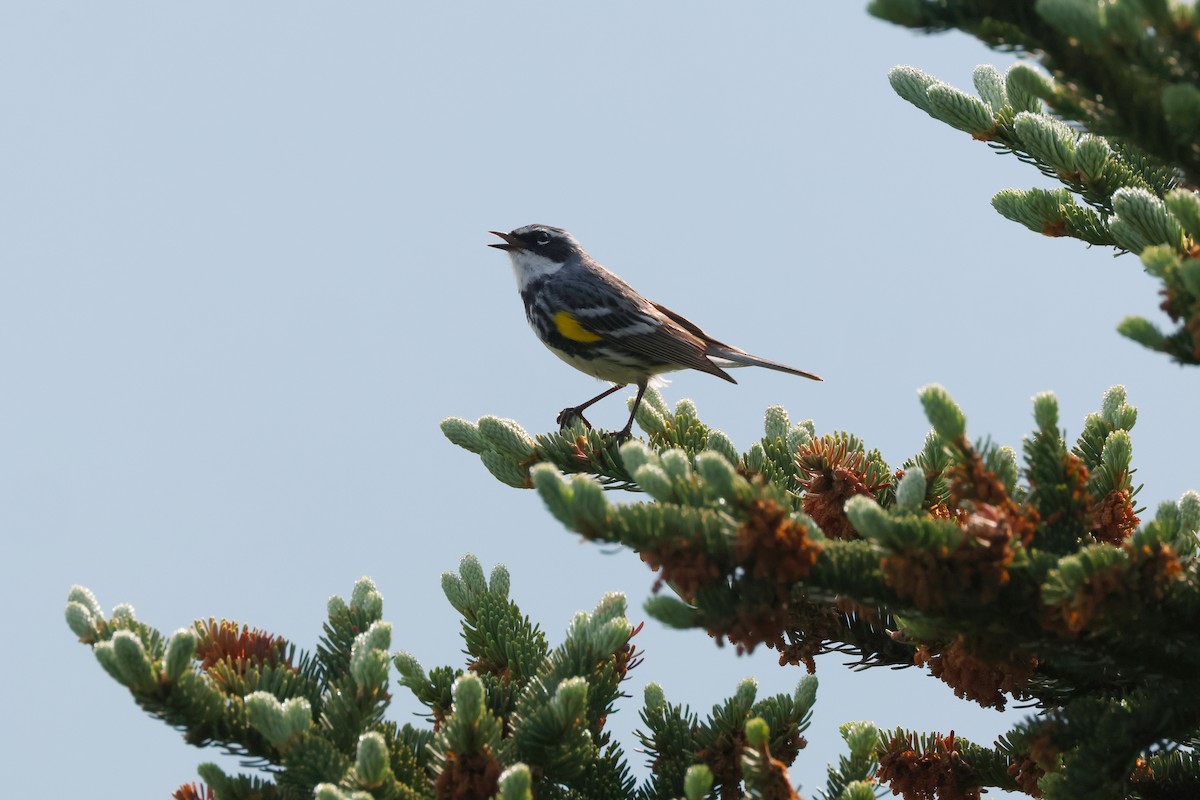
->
[489,224,822,438]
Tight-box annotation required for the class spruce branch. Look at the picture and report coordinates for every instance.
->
[68,557,826,799]
[449,382,1200,798]
[814,721,880,800]
[875,3,1200,364]
[870,1,1200,181]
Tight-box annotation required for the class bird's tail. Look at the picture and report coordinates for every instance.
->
[707,346,822,381]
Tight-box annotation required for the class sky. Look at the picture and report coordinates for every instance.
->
[3,3,1195,797]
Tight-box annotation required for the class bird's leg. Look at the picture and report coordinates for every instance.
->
[557,383,626,431]
[612,380,649,440]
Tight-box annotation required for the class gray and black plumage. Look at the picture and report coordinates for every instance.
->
[489,224,821,438]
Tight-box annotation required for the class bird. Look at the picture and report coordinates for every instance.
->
[488,224,822,439]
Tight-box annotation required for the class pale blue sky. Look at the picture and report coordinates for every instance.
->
[3,3,1192,796]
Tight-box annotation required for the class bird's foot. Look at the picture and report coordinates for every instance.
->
[557,407,592,431]
[605,426,635,442]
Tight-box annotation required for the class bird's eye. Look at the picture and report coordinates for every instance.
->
[536,232,551,246]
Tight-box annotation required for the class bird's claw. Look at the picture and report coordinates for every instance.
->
[606,427,634,442]
[557,407,592,431]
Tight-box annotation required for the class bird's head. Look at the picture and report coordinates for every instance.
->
[489,225,584,288]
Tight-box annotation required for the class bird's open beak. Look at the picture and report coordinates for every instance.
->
[488,230,524,251]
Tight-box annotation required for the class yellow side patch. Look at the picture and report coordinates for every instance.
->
[553,310,602,343]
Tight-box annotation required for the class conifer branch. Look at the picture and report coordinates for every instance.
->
[70,5,1200,799]
[68,557,823,798]
[444,382,1200,798]
[870,1,1200,183]
[874,1,1200,365]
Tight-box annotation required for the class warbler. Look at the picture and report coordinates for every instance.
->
[489,224,822,438]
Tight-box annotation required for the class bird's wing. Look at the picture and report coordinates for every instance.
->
[654,301,821,381]
[649,301,735,349]
[546,273,735,382]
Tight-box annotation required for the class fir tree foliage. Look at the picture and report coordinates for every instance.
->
[873,0,1200,365]
[68,4,1200,799]
[814,722,880,800]
[68,557,825,799]
[444,382,1200,799]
